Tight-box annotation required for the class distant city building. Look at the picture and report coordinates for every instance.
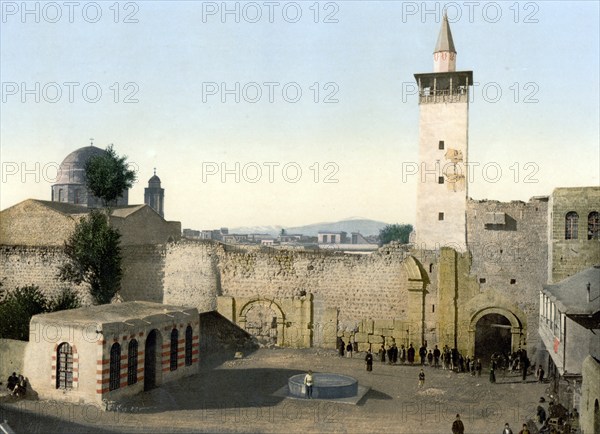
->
[318,231,347,244]
[144,169,165,218]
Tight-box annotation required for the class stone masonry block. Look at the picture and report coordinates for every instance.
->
[368,335,383,344]
[354,332,369,343]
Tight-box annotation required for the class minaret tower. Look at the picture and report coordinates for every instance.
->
[414,15,473,252]
[144,169,165,218]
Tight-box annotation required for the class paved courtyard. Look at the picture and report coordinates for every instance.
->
[1,348,548,433]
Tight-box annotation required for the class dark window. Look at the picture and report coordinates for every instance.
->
[185,326,193,366]
[322,235,327,243]
[479,278,486,284]
[170,329,178,371]
[439,140,445,150]
[109,343,121,391]
[56,342,73,390]
[432,304,435,313]
[438,212,444,221]
[438,176,444,184]
[565,212,579,239]
[588,212,599,240]
[429,263,433,273]
[127,340,138,385]
[510,279,516,285]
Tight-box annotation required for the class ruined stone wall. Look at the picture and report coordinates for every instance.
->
[548,187,600,283]
[120,245,166,303]
[215,244,412,330]
[162,240,221,313]
[466,197,549,353]
[0,245,90,302]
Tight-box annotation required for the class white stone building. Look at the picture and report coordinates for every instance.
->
[23,302,199,407]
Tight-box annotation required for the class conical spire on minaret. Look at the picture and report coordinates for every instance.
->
[433,14,457,72]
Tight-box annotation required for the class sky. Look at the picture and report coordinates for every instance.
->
[1,1,598,230]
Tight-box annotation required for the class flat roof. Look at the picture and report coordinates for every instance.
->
[32,301,197,325]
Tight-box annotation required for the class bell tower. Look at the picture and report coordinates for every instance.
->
[413,15,473,252]
[144,169,165,218]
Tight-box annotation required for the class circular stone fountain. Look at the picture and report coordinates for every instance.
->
[288,373,358,399]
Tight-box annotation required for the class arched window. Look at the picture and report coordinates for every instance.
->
[127,340,138,385]
[170,329,178,371]
[56,342,73,390]
[109,343,121,391]
[588,212,599,240]
[185,326,193,366]
[565,212,578,240]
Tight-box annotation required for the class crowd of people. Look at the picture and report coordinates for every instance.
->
[5,372,27,398]
[337,339,535,383]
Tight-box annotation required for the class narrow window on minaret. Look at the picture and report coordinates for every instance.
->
[438,141,445,150]
[438,212,444,221]
[438,176,444,184]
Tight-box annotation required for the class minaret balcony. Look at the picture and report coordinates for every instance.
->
[419,88,469,104]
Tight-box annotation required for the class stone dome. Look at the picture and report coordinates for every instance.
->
[54,146,107,185]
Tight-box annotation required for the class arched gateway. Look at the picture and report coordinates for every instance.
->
[468,307,524,362]
[238,299,286,347]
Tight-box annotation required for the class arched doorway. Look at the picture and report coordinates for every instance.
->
[238,299,285,347]
[245,304,279,346]
[469,307,523,367]
[474,313,511,363]
[144,329,162,391]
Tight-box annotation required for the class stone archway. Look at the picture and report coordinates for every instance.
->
[238,299,285,347]
[468,307,524,361]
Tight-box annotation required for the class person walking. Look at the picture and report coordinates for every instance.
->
[346,342,353,358]
[451,414,465,434]
[418,369,425,388]
[365,350,373,372]
[303,370,314,399]
[379,344,386,363]
[502,422,514,434]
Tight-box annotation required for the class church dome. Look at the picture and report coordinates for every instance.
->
[54,146,107,185]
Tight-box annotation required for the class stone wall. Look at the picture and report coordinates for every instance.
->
[466,197,549,354]
[548,187,600,283]
[580,356,600,434]
[215,244,412,331]
[0,245,90,302]
[0,338,27,381]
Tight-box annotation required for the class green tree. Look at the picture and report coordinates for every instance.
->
[47,287,81,312]
[0,286,82,340]
[85,144,136,207]
[58,210,123,304]
[0,285,47,340]
[378,224,413,246]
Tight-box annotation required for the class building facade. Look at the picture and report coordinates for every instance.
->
[24,302,199,407]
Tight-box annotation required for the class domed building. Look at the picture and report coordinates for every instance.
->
[51,145,129,207]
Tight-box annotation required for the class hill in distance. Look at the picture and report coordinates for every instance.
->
[230,218,391,237]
